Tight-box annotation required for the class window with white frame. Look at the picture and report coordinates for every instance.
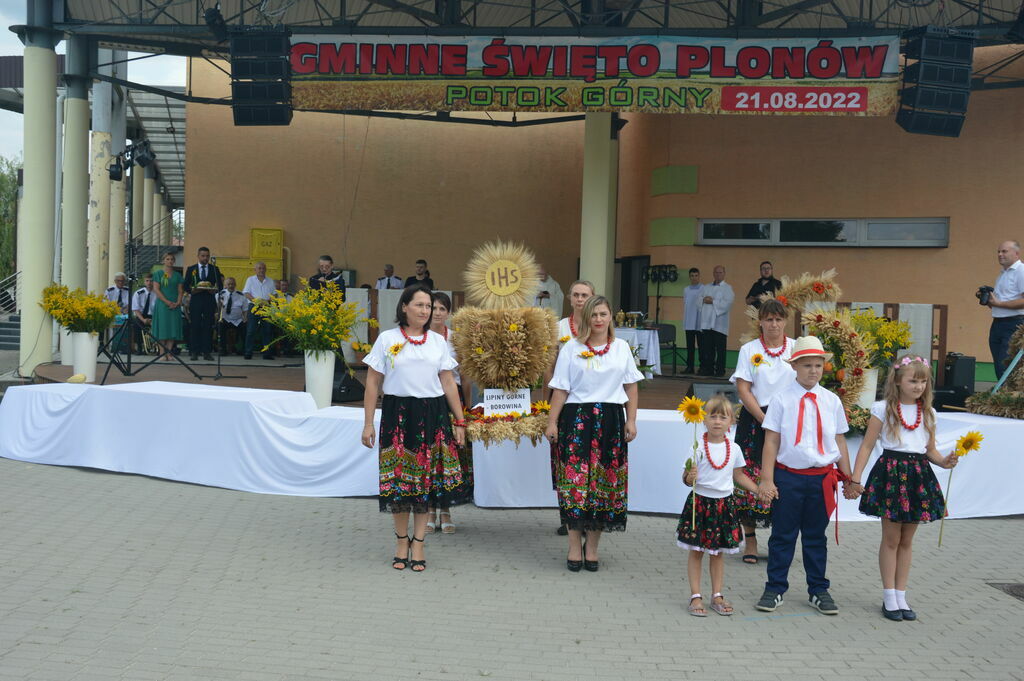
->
[697,218,949,247]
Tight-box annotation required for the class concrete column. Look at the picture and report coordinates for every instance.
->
[59,35,89,291]
[87,49,114,293]
[578,112,618,299]
[156,189,167,244]
[131,161,144,242]
[142,165,155,245]
[160,200,170,244]
[107,50,127,280]
[17,0,58,374]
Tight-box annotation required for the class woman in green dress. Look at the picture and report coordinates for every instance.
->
[152,252,184,360]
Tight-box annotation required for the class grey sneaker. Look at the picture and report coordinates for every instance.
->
[810,591,839,615]
[755,590,783,612]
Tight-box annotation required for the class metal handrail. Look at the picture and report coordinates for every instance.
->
[0,270,22,315]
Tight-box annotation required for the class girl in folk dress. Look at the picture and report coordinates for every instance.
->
[677,396,759,616]
[360,285,470,572]
[850,356,958,621]
[545,296,643,571]
[729,299,795,563]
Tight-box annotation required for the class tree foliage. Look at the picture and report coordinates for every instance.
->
[0,155,18,282]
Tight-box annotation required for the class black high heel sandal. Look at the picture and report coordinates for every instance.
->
[583,538,599,572]
[410,534,427,572]
[566,551,583,572]
[392,532,410,570]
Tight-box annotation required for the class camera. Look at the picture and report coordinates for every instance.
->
[977,285,995,306]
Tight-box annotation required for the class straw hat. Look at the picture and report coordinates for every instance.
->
[784,336,833,364]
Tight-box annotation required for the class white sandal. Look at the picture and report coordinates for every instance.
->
[425,512,438,534]
[440,511,455,534]
[688,594,707,617]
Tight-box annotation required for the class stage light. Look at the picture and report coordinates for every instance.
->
[204,6,229,43]
[133,141,156,167]
[1007,6,1024,43]
[108,156,123,182]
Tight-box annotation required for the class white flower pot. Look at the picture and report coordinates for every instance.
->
[71,331,99,383]
[60,328,75,366]
[304,350,336,409]
[856,367,879,409]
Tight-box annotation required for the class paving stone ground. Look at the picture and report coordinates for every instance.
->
[1,456,1022,681]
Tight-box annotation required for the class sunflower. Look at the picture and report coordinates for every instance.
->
[677,396,707,424]
[751,353,766,368]
[559,335,570,344]
[955,431,984,456]
[579,350,595,359]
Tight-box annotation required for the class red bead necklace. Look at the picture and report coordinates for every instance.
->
[437,326,448,341]
[703,432,730,470]
[760,334,787,358]
[897,399,923,430]
[400,326,428,345]
[585,339,612,356]
[569,315,578,337]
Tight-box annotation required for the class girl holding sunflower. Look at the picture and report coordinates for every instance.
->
[729,298,795,563]
[850,355,958,621]
[360,285,470,572]
[545,295,644,571]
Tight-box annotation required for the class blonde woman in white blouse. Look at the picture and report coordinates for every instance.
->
[545,295,644,572]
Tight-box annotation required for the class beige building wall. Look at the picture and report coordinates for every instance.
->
[185,60,585,298]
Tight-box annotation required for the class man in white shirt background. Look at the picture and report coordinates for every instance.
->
[699,265,734,377]
[375,264,403,290]
[130,274,155,352]
[682,267,704,375]
[533,265,564,318]
[243,262,277,360]
[981,240,1024,378]
[104,273,130,314]
[218,277,248,356]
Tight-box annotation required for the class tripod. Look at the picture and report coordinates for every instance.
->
[210,309,246,381]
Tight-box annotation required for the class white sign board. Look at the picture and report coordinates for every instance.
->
[483,388,531,416]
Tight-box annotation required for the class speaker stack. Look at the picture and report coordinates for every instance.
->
[230,28,293,126]
[933,352,975,409]
[896,26,976,138]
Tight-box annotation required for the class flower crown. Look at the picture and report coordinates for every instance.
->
[896,355,929,368]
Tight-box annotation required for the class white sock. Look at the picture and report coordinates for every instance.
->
[895,590,909,610]
[883,589,898,611]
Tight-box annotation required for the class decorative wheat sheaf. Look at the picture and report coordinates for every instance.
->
[463,240,541,310]
[743,268,842,342]
[451,306,558,392]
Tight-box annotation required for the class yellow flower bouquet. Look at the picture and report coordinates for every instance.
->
[253,279,372,357]
[849,310,912,369]
[40,283,120,334]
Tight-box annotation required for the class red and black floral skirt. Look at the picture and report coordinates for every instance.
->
[733,406,773,529]
[554,402,628,532]
[859,449,946,524]
[676,492,742,554]
[378,395,471,514]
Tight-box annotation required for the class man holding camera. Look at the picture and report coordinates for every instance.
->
[980,240,1024,379]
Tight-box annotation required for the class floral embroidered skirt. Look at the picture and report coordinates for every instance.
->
[859,449,946,524]
[554,402,628,532]
[733,406,773,529]
[378,395,472,514]
[676,492,742,554]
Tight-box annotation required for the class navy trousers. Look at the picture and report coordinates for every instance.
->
[765,467,831,596]
[989,316,1024,379]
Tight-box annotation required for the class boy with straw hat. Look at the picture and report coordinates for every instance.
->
[754,336,860,615]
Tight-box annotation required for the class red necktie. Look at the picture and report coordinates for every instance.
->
[795,391,825,455]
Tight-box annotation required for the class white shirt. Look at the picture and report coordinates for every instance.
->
[218,289,247,326]
[375,275,403,290]
[993,259,1024,318]
[533,277,564,317]
[869,400,934,454]
[557,317,574,342]
[243,275,277,303]
[363,327,458,398]
[683,284,704,331]
[699,281,734,334]
[730,337,797,406]
[762,380,849,469]
[131,288,154,316]
[105,286,129,310]
[549,337,644,404]
[434,327,461,385]
[693,437,747,499]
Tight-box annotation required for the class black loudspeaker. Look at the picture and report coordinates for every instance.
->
[934,352,975,409]
[230,27,292,126]
[897,26,976,138]
[688,382,738,404]
[332,368,365,403]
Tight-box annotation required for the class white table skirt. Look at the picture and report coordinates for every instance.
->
[1,383,1020,520]
[616,328,661,375]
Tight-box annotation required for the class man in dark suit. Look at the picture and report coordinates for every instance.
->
[308,254,346,299]
[183,246,223,361]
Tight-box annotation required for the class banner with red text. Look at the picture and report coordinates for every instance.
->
[289,35,900,115]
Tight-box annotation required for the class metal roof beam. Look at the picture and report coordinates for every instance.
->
[752,0,834,26]
[365,0,443,24]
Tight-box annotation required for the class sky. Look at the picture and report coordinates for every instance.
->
[0,2,187,162]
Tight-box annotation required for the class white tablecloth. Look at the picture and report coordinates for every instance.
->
[616,328,661,375]
[2,383,1020,520]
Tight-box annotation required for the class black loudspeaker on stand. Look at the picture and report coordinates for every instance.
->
[934,352,975,409]
[687,381,739,404]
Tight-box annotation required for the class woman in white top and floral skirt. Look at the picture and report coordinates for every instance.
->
[361,285,470,572]
[545,295,644,572]
[728,298,795,563]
